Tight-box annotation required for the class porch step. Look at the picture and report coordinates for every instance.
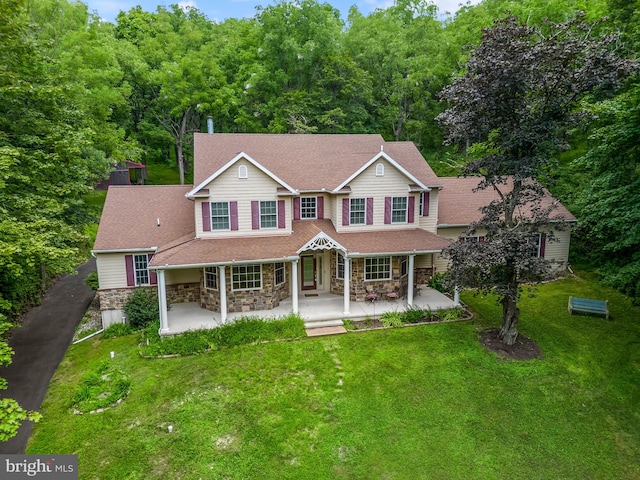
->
[304,319,345,329]
[306,325,348,337]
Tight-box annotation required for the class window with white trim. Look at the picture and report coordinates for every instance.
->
[350,198,365,225]
[134,254,150,285]
[401,256,408,277]
[204,267,218,290]
[376,163,384,176]
[392,197,408,223]
[365,257,391,281]
[211,202,230,230]
[232,264,262,290]
[238,165,248,178]
[260,201,277,228]
[301,197,317,219]
[274,262,285,285]
[336,253,345,280]
[529,233,542,258]
[463,236,479,243]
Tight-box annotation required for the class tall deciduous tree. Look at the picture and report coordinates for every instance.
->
[437,13,636,344]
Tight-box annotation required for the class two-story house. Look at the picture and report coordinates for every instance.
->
[92,133,574,333]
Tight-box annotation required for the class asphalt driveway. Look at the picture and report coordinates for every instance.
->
[0,258,96,454]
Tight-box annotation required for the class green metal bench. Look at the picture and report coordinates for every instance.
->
[568,296,609,320]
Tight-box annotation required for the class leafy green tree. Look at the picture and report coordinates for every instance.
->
[437,14,635,344]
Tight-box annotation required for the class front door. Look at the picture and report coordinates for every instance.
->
[301,255,316,290]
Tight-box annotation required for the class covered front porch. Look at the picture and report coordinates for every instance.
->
[163,287,456,335]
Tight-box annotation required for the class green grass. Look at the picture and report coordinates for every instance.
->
[27,273,640,479]
[145,162,193,185]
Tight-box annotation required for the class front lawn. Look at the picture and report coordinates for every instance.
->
[27,273,640,479]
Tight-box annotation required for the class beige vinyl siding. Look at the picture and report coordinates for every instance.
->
[544,227,571,268]
[418,189,439,233]
[96,253,128,289]
[166,269,200,285]
[334,158,421,233]
[196,161,291,238]
[434,227,465,273]
[415,253,433,269]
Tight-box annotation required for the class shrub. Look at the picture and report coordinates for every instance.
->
[403,306,427,324]
[380,311,404,328]
[85,271,99,290]
[102,323,136,339]
[439,307,464,322]
[428,272,449,293]
[139,314,306,357]
[123,289,159,329]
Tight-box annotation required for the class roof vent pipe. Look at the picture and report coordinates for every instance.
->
[207,116,214,134]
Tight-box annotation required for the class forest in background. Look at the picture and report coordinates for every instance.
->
[0,0,638,318]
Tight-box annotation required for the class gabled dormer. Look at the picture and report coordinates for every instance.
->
[187,152,296,238]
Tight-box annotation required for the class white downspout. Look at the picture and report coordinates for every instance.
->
[291,259,299,314]
[343,256,350,315]
[219,265,227,324]
[158,269,169,334]
[408,255,415,307]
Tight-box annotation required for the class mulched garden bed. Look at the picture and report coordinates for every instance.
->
[478,328,542,360]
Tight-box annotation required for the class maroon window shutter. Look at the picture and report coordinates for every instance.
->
[317,196,324,220]
[230,201,238,230]
[366,197,374,225]
[251,201,260,229]
[422,192,430,216]
[278,200,285,228]
[202,202,211,232]
[384,197,392,224]
[293,197,300,220]
[342,198,349,226]
[408,196,415,223]
[125,255,135,286]
[148,254,157,285]
[479,236,485,243]
[540,233,546,258]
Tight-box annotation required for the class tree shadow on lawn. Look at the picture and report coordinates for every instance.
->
[479,328,542,360]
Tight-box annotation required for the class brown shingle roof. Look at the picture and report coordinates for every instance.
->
[150,219,451,268]
[437,177,576,226]
[93,185,194,251]
[193,133,440,191]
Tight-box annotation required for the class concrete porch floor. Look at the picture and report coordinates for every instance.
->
[165,287,455,335]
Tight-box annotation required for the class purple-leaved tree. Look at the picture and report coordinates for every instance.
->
[437,13,637,345]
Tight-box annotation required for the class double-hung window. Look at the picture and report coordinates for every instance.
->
[260,201,277,228]
[529,233,542,258]
[232,264,262,290]
[204,267,218,290]
[365,257,391,281]
[391,197,408,223]
[350,198,366,225]
[211,202,230,230]
[134,254,150,285]
[274,262,285,285]
[301,197,317,219]
[336,253,345,280]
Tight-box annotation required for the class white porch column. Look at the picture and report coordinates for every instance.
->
[219,265,228,324]
[453,285,460,307]
[407,254,415,307]
[291,259,299,314]
[157,269,169,334]
[343,256,350,315]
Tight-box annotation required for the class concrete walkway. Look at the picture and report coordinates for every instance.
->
[0,259,96,454]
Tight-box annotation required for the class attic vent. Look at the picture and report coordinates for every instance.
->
[238,165,248,179]
[375,163,384,177]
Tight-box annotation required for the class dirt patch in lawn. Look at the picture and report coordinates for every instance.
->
[479,328,542,360]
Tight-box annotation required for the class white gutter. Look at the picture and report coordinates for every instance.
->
[347,249,443,258]
[91,247,158,255]
[149,255,301,270]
